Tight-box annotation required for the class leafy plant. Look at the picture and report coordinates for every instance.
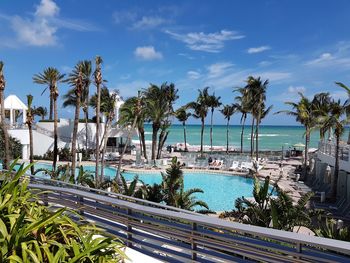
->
[0,161,125,261]
[315,218,350,241]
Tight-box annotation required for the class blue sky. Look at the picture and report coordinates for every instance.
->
[1,0,350,125]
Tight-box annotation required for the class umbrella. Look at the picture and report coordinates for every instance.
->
[293,143,305,148]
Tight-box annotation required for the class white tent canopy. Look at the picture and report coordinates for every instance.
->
[4,95,27,125]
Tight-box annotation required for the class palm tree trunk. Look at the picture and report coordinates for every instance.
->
[210,108,214,151]
[250,118,255,158]
[151,124,158,160]
[183,122,188,152]
[0,91,10,170]
[49,95,53,120]
[29,123,34,175]
[226,118,229,153]
[95,84,101,186]
[71,94,81,178]
[116,116,138,182]
[53,96,58,172]
[304,126,310,177]
[100,118,111,181]
[255,116,260,161]
[158,131,169,158]
[240,115,246,153]
[200,118,204,157]
[84,109,89,150]
[157,130,165,159]
[347,128,350,144]
[332,134,340,199]
[139,126,147,159]
[138,129,143,157]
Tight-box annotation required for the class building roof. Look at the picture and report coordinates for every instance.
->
[4,95,28,110]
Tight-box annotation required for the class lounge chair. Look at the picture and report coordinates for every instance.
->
[89,154,96,161]
[229,161,240,171]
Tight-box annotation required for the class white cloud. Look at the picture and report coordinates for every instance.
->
[247,46,271,54]
[207,62,233,78]
[271,85,306,102]
[257,71,292,82]
[134,46,163,60]
[133,16,167,29]
[287,85,306,93]
[187,70,201,79]
[113,11,137,24]
[306,53,334,66]
[0,0,97,47]
[165,29,244,53]
[35,0,59,17]
[113,80,150,98]
[330,90,348,101]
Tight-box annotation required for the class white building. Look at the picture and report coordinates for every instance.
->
[2,94,131,160]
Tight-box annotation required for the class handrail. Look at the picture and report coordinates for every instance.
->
[27,177,350,262]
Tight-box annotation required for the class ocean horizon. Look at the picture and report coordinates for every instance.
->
[137,124,347,151]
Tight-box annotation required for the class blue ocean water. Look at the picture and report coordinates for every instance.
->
[139,124,325,151]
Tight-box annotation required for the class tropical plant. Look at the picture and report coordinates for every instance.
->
[0,162,125,261]
[118,174,141,197]
[175,107,191,152]
[276,92,315,176]
[0,128,22,162]
[316,99,349,199]
[76,165,95,188]
[161,157,184,206]
[311,92,332,141]
[207,92,221,151]
[335,81,350,144]
[33,67,65,171]
[139,182,164,203]
[187,87,210,157]
[174,185,209,211]
[94,56,103,186]
[0,61,10,170]
[33,106,47,120]
[119,95,147,159]
[25,95,35,175]
[234,87,250,153]
[143,83,178,160]
[220,104,236,153]
[65,63,84,177]
[233,176,314,230]
[315,218,350,241]
[63,60,92,150]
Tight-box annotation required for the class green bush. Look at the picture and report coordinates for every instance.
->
[0,161,125,261]
[0,127,22,160]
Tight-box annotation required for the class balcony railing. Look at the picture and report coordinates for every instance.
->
[27,176,350,262]
[319,141,350,162]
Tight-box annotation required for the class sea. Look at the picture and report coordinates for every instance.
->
[137,124,347,151]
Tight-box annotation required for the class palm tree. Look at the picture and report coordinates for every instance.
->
[335,82,350,144]
[175,107,191,152]
[317,99,349,199]
[161,157,183,206]
[65,64,84,178]
[25,95,35,175]
[207,92,221,151]
[76,166,95,188]
[276,92,315,176]
[116,91,141,182]
[94,56,103,186]
[33,67,65,171]
[255,103,273,160]
[140,183,163,203]
[99,90,116,180]
[311,93,332,141]
[0,61,10,170]
[157,83,178,159]
[119,96,147,159]
[143,83,178,160]
[33,106,47,120]
[187,87,210,157]
[220,104,236,153]
[174,185,209,211]
[118,174,140,197]
[234,87,250,153]
[62,61,92,149]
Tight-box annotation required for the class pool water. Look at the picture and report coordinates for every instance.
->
[13,162,267,211]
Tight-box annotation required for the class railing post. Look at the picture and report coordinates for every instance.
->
[191,222,197,261]
[78,196,84,215]
[296,242,302,260]
[43,192,48,206]
[127,208,132,247]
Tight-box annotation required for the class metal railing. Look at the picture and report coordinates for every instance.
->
[28,177,350,263]
[319,142,350,162]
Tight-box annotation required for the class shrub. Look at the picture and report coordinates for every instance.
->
[0,127,22,160]
[0,161,125,261]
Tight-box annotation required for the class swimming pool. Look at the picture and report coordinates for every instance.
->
[13,162,267,211]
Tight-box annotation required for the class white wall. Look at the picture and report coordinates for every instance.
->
[317,151,350,173]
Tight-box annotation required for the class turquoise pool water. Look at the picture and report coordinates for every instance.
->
[13,162,266,211]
